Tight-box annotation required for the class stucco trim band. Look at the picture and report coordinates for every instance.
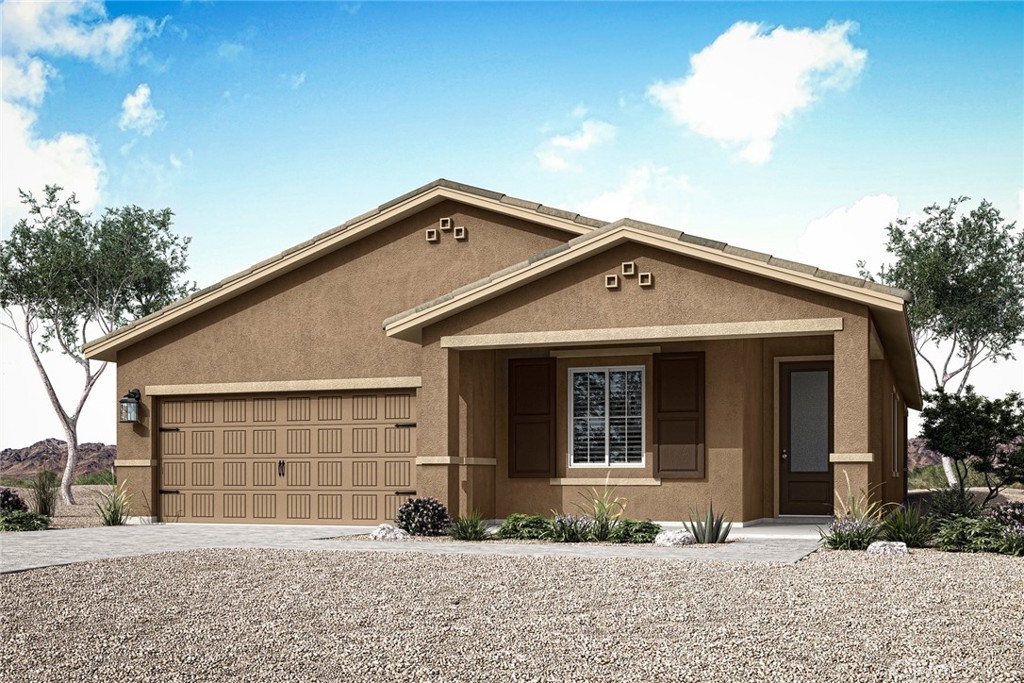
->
[829,452,875,463]
[146,376,422,396]
[416,456,497,466]
[549,478,662,486]
[550,346,661,358]
[114,459,157,467]
[442,319,843,350]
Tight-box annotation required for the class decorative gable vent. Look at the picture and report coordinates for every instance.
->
[605,274,619,290]
[439,217,453,231]
[453,226,467,241]
[425,228,439,243]
[638,272,653,287]
[621,261,636,276]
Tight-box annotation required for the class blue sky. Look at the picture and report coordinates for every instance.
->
[1,1,1022,447]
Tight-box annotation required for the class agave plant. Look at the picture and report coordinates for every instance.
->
[686,501,733,543]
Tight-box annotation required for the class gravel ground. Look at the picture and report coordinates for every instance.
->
[3,485,106,530]
[1,548,1021,683]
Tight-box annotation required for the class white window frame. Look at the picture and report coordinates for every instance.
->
[568,365,645,468]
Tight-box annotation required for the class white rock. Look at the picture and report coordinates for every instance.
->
[867,541,909,557]
[654,529,696,547]
[369,524,410,541]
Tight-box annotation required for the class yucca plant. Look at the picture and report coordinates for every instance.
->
[29,471,59,517]
[686,502,733,543]
[575,477,626,541]
[96,481,132,526]
[448,511,490,541]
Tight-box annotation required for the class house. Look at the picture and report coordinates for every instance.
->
[84,180,920,526]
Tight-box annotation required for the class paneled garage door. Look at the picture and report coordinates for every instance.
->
[156,391,417,524]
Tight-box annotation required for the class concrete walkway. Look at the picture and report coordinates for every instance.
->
[0,523,823,573]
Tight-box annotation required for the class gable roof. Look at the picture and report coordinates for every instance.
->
[83,179,606,362]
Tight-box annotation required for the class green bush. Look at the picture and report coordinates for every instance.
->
[75,470,115,486]
[497,513,550,540]
[987,501,1024,527]
[933,516,1003,553]
[0,511,50,532]
[881,504,936,548]
[609,518,661,544]
[96,481,132,526]
[395,496,450,536]
[927,486,980,522]
[575,480,626,542]
[820,517,883,550]
[547,513,593,542]
[686,502,733,544]
[999,523,1024,557]
[29,471,59,517]
[0,488,28,514]
[448,511,489,541]
[908,464,987,491]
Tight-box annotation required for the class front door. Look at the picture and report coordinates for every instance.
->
[779,361,833,515]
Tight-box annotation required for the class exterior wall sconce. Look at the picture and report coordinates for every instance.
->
[119,389,141,424]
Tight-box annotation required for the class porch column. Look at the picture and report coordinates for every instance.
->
[831,315,874,509]
[417,341,461,515]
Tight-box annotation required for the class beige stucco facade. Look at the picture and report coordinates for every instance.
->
[89,181,917,525]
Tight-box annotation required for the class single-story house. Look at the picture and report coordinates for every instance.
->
[84,179,920,526]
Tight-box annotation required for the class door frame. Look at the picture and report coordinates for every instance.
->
[773,355,833,517]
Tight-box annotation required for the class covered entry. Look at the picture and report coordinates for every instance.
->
[156,390,417,524]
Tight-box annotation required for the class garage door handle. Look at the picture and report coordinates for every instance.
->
[395,490,416,496]
[159,489,180,495]
[159,427,180,432]
[393,423,416,428]
[278,460,285,477]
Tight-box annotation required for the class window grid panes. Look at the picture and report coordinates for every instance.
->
[571,367,644,466]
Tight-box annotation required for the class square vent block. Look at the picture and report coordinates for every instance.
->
[439,217,453,231]
[425,228,439,243]
[605,274,619,290]
[621,261,636,276]
[638,272,653,287]
[453,226,467,241]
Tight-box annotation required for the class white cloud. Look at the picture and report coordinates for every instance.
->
[0,55,53,106]
[648,21,866,164]
[0,0,158,66]
[577,165,692,226]
[217,41,247,61]
[118,83,164,135]
[796,194,899,277]
[282,72,306,90]
[536,118,617,172]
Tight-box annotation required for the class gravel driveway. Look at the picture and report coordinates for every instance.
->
[1,548,1021,682]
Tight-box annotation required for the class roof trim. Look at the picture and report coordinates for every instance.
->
[145,376,422,396]
[384,224,910,342]
[84,180,604,362]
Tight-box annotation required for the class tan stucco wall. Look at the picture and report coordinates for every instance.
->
[114,201,571,507]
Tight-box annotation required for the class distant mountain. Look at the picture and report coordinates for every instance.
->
[0,438,115,480]
[908,437,942,469]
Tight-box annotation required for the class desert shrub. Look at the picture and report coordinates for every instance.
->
[395,496,450,536]
[819,517,883,550]
[575,481,626,542]
[497,513,550,540]
[0,488,28,514]
[76,470,115,486]
[881,504,936,548]
[548,513,593,543]
[986,501,1024,527]
[927,486,980,522]
[933,516,1003,553]
[0,511,50,532]
[908,464,987,491]
[448,511,489,541]
[609,518,661,544]
[29,471,59,517]
[686,502,733,544]
[96,481,132,526]
[999,523,1024,557]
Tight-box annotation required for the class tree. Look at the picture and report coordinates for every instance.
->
[921,387,1024,506]
[0,186,193,504]
[860,197,1024,485]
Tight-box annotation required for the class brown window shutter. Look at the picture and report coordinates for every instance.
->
[508,358,556,478]
[654,352,705,479]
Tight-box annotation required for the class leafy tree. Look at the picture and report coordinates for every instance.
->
[860,197,1024,484]
[920,387,1024,506]
[0,186,193,504]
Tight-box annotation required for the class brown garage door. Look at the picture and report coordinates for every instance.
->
[156,391,417,524]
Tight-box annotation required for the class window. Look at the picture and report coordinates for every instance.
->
[570,366,644,466]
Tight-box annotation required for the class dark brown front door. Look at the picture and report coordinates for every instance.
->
[779,361,833,515]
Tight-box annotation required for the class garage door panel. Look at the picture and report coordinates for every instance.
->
[158,391,416,524]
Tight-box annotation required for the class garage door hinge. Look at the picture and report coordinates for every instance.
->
[159,427,181,432]
[393,422,416,428]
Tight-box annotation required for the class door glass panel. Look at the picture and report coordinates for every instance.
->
[789,370,829,473]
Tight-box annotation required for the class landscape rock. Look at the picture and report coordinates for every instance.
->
[654,529,696,547]
[867,541,909,557]
[369,524,410,541]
